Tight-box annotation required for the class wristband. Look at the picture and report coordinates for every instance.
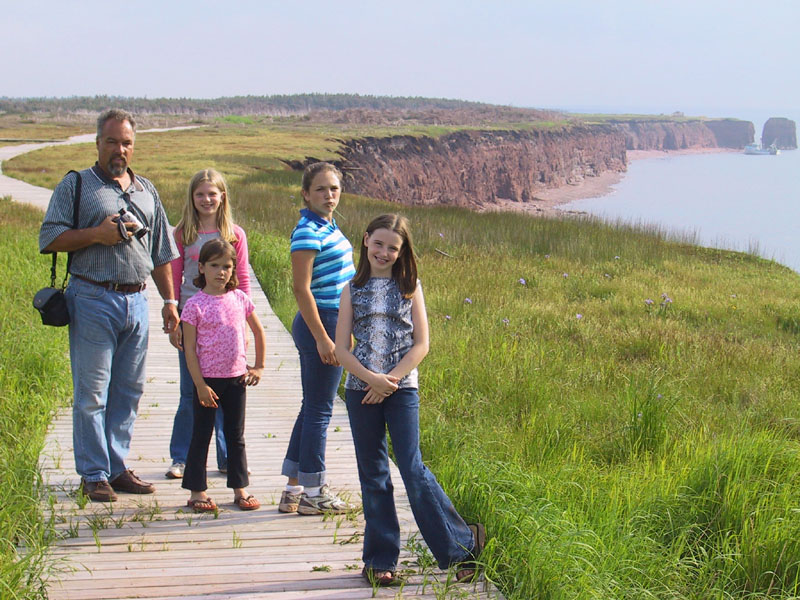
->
[163,299,178,306]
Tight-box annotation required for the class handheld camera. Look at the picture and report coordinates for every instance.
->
[115,208,150,241]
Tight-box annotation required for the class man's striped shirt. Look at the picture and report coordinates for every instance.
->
[39,165,178,284]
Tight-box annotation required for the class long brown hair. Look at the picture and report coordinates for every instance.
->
[301,162,343,193]
[193,239,239,292]
[352,214,418,298]
[176,169,237,246]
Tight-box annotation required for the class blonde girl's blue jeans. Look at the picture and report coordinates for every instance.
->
[169,334,228,469]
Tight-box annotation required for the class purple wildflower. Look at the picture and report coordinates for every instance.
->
[439,232,444,238]
[544,254,550,259]
[644,298,654,306]
[518,278,527,285]
[502,318,510,325]
[614,256,620,260]
[562,273,569,278]
[576,313,583,320]
[464,298,472,304]
[445,315,451,321]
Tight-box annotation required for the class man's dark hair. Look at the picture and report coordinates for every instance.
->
[96,109,136,140]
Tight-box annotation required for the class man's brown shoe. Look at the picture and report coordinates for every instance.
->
[79,479,118,502]
[110,469,156,494]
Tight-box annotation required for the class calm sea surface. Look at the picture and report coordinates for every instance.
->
[561,114,800,272]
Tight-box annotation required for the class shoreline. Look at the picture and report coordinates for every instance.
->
[480,147,738,217]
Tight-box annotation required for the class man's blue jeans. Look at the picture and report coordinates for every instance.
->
[169,341,227,469]
[345,388,474,572]
[282,309,341,487]
[66,277,149,482]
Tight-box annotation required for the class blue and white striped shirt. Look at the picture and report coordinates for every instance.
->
[39,165,178,284]
[290,209,355,310]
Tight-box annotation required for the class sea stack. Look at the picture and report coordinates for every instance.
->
[761,118,797,149]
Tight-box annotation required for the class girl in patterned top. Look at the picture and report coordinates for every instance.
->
[181,239,265,513]
[335,214,485,587]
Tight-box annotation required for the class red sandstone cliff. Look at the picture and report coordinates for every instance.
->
[285,118,755,208]
[761,118,797,149]
[334,126,626,207]
[705,119,755,148]
[610,119,753,150]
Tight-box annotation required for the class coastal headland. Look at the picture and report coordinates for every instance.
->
[0,96,767,218]
[288,116,754,216]
[201,98,754,216]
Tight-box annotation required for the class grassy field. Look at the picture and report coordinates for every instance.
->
[0,198,72,599]
[4,122,800,599]
[0,117,90,147]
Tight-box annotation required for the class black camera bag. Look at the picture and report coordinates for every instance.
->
[33,171,81,327]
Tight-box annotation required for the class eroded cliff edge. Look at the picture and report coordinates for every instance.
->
[613,118,753,150]
[292,118,754,208]
[336,125,625,207]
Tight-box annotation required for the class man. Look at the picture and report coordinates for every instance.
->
[39,109,180,502]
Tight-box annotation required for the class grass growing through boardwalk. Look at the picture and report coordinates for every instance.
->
[0,198,72,598]
[6,125,800,598]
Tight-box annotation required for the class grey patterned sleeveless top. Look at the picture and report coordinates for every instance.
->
[344,277,419,391]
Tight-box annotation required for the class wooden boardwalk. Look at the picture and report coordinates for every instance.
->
[2,136,503,599]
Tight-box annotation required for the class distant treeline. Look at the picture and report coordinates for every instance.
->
[0,94,494,116]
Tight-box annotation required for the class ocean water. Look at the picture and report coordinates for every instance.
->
[561,115,800,272]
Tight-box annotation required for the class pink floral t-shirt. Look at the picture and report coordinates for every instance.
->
[181,289,255,378]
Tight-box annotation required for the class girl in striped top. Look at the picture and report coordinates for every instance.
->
[279,162,357,515]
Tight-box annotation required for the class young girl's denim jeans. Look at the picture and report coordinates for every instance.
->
[345,387,474,572]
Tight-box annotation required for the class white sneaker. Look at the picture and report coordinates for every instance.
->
[278,490,302,513]
[297,484,353,515]
[165,462,184,479]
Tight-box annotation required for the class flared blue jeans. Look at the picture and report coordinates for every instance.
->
[345,387,474,572]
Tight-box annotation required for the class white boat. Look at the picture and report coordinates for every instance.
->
[744,142,779,155]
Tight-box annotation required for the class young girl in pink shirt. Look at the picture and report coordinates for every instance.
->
[181,239,266,512]
[166,168,251,479]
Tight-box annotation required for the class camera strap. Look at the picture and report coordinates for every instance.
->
[124,192,152,231]
[48,171,82,290]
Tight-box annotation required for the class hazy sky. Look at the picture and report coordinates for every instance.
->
[3,0,798,117]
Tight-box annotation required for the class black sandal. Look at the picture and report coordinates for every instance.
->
[362,566,398,586]
[456,523,486,583]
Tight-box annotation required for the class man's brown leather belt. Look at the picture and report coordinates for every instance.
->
[74,274,146,293]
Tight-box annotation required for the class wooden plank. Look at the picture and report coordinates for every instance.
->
[39,267,504,599]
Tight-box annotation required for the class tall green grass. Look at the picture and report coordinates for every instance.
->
[0,198,72,599]
[6,126,800,598]
[243,184,800,599]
